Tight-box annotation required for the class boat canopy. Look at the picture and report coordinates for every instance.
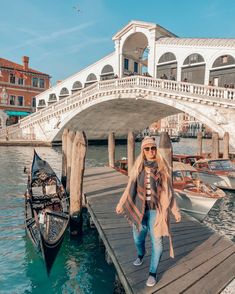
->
[173,162,197,172]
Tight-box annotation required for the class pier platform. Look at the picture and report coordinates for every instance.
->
[83,166,235,294]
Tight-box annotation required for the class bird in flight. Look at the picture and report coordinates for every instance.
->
[73,5,81,14]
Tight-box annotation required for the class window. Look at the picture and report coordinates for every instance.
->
[134,62,138,73]
[10,73,16,84]
[17,96,24,106]
[9,95,16,105]
[124,58,129,70]
[32,77,38,87]
[39,78,45,88]
[32,97,36,107]
[222,55,228,64]
[18,77,24,85]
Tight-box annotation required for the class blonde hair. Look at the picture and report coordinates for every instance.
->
[129,149,170,183]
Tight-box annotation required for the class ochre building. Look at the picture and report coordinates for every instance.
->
[0,56,50,127]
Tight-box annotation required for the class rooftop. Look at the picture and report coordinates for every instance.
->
[0,57,50,76]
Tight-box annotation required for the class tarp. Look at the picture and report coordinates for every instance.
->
[4,110,31,117]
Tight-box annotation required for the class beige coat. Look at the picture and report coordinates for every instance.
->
[117,172,181,258]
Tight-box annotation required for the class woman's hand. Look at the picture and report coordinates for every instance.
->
[175,214,181,223]
[116,203,123,214]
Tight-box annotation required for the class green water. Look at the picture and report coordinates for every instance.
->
[0,146,116,294]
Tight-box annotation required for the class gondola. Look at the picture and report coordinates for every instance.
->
[24,150,69,274]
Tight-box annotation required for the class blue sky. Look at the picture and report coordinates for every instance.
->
[1,0,235,85]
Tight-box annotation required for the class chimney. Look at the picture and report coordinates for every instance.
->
[22,56,29,71]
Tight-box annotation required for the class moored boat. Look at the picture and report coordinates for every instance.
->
[173,162,225,221]
[24,151,69,274]
[193,158,235,191]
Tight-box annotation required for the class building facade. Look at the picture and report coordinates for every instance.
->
[0,56,50,128]
[159,113,212,138]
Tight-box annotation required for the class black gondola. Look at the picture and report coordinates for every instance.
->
[25,150,69,274]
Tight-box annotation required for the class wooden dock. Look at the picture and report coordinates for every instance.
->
[83,166,235,294]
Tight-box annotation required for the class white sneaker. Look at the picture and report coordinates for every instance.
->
[146,275,157,287]
[133,257,143,266]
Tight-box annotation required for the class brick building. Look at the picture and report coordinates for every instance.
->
[0,56,50,128]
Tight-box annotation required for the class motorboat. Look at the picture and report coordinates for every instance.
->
[173,154,204,166]
[173,162,225,221]
[193,158,235,191]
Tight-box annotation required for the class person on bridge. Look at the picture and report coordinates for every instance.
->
[116,136,181,287]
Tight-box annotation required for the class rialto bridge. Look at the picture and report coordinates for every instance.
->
[1,21,235,146]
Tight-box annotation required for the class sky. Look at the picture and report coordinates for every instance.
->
[1,0,235,85]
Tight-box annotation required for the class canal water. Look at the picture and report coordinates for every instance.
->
[0,138,234,293]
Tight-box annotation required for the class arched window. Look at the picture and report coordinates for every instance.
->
[158,52,176,64]
[183,53,205,65]
[157,52,177,80]
[48,93,57,104]
[181,53,205,84]
[212,55,235,68]
[59,87,69,99]
[72,81,82,93]
[85,73,97,87]
[100,65,114,81]
[38,99,46,108]
[210,54,235,87]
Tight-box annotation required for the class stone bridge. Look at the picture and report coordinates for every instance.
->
[1,76,235,147]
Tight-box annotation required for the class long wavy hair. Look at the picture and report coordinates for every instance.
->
[129,148,171,185]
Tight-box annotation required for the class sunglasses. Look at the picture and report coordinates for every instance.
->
[144,146,157,151]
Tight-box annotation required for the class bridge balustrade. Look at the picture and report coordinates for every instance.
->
[1,76,235,140]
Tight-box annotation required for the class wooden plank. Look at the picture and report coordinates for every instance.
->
[86,202,134,294]
[153,246,235,294]
[185,253,235,294]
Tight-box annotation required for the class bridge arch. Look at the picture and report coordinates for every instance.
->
[72,81,83,93]
[48,93,57,105]
[100,65,114,80]
[209,54,235,87]
[85,73,97,87]
[121,32,149,76]
[156,52,177,80]
[37,99,46,109]
[51,91,226,142]
[181,53,205,84]
[59,87,69,99]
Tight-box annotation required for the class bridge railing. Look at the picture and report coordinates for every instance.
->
[1,76,235,138]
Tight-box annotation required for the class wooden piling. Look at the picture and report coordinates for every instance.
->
[61,129,68,188]
[211,132,219,159]
[197,131,203,156]
[66,130,76,194]
[158,132,173,172]
[69,131,87,236]
[223,132,229,159]
[127,131,135,175]
[108,132,115,168]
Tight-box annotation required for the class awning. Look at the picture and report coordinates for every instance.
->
[4,110,31,117]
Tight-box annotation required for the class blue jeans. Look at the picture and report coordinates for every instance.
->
[133,210,163,275]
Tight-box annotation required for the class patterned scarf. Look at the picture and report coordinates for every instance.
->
[122,163,162,229]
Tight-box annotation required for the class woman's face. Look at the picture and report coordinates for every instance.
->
[143,144,157,161]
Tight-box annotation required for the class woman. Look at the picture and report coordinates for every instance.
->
[116,136,181,287]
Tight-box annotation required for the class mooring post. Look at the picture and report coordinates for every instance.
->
[197,131,203,156]
[61,129,68,188]
[66,130,76,194]
[70,131,87,236]
[108,132,115,168]
[223,132,229,159]
[127,131,135,175]
[211,132,219,159]
[158,132,173,177]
